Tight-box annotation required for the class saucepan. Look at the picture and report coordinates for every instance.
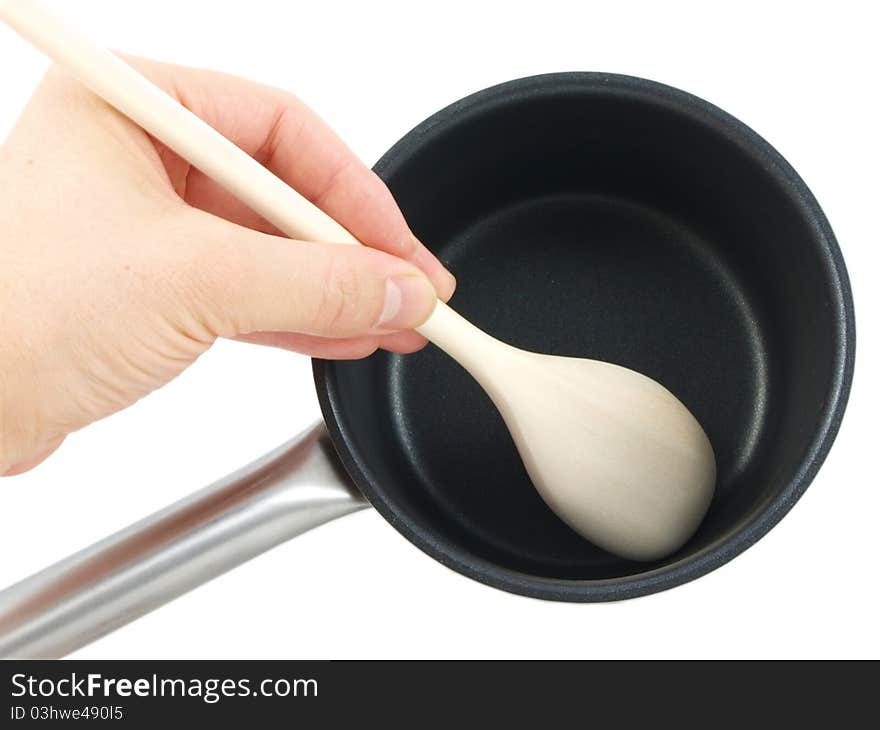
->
[0,73,855,658]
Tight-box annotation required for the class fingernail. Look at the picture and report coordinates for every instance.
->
[377,275,437,330]
[439,268,457,300]
[410,240,457,301]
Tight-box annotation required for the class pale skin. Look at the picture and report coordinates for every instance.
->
[0,58,456,476]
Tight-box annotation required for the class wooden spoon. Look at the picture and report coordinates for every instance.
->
[0,0,716,561]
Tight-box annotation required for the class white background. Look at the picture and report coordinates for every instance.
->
[0,0,877,659]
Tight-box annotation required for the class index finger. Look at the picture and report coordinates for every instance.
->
[130,58,456,300]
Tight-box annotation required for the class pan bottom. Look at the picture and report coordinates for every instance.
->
[385,193,770,578]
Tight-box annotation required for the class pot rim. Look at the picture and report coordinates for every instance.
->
[313,71,856,602]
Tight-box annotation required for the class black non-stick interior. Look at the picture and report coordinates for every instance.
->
[315,73,853,600]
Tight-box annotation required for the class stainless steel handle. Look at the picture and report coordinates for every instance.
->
[0,421,368,658]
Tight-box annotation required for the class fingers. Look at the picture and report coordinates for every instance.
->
[237,332,381,360]
[125,57,456,301]
[2,436,65,477]
[238,330,429,358]
[377,330,430,354]
[182,211,436,340]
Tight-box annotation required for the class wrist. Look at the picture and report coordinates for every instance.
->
[0,387,25,475]
[0,342,40,475]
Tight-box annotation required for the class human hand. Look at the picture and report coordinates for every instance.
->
[0,58,456,475]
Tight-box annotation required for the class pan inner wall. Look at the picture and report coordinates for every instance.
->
[324,84,841,582]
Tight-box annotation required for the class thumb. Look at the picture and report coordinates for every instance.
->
[181,213,438,339]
